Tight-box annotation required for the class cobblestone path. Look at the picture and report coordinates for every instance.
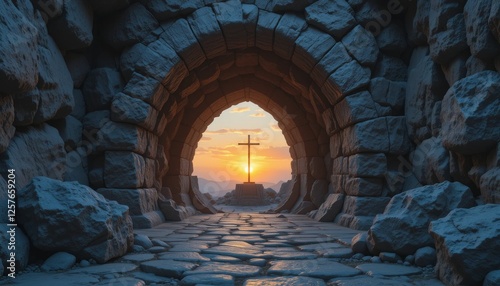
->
[5,213,444,286]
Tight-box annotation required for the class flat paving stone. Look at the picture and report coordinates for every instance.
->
[184,262,261,277]
[220,241,260,249]
[356,263,422,277]
[158,252,211,263]
[96,277,146,286]
[68,263,138,274]
[122,254,156,263]
[202,246,267,260]
[263,250,318,260]
[181,274,234,286]
[204,254,242,263]
[221,235,266,243]
[5,273,100,285]
[267,258,361,279]
[298,242,346,251]
[329,276,415,286]
[320,248,353,258]
[140,260,196,278]
[131,271,176,284]
[244,276,327,286]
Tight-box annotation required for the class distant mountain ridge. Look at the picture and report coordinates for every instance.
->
[196,177,285,198]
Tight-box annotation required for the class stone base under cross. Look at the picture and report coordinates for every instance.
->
[231,182,266,206]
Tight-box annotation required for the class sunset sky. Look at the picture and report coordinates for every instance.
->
[192,102,292,184]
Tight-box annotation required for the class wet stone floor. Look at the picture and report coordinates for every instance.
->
[4,213,444,286]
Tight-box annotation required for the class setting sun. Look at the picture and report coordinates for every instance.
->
[193,102,292,184]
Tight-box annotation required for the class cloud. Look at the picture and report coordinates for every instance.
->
[250,112,265,118]
[270,124,281,131]
[204,128,263,135]
[254,146,291,160]
[230,107,250,113]
[200,136,212,141]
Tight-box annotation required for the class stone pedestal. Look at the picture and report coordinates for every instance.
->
[232,182,266,206]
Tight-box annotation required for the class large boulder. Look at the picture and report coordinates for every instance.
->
[429,204,500,286]
[314,194,344,222]
[47,0,93,51]
[0,0,39,94]
[0,124,66,189]
[480,168,500,203]
[17,177,134,263]
[367,181,476,256]
[0,225,30,271]
[440,71,500,154]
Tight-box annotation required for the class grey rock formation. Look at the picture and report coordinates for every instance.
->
[480,168,500,204]
[304,0,356,39]
[464,0,500,59]
[17,177,134,263]
[314,194,344,222]
[368,181,476,256]
[440,71,500,154]
[101,3,158,50]
[83,68,123,112]
[0,1,38,94]
[429,204,500,286]
[0,95,15,153]
[342,25,379,67]
[414,246,436,267]
[484,270,500,286]
[0,225,30,271]
[41,252,77,272]
[0,124,66,189]
[47,0,93,51]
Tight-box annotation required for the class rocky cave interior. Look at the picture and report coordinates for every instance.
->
[0,0,499,285]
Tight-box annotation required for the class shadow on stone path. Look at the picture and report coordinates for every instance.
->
[2,213,444,286]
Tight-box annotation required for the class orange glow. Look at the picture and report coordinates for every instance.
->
[193,102,291,184]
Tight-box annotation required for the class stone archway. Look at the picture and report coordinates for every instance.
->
[92,0,411,229]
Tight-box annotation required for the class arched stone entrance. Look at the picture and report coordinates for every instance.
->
[92,0,411,229]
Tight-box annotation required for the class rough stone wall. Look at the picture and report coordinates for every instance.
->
[0,0,498,230]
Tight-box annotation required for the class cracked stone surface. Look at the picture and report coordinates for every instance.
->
[3,213,443,285]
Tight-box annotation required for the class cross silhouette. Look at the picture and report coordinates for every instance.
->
[238,135,260,183]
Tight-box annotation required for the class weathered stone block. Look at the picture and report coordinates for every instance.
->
[104,151,146,189]
[160,18,206,70]
[141,0,203,21]
[147,39,189,93]
[305,0,356,39]
[188,7,227,59]
[65,53,90,88]
[345,177,384,197]
[213,0,247,50]
[50,115,82,150]
[273,13,307,59]
[48,0,93,51]
[373,54,408,82]
[480,168,500,204]
[376,23,407,56]
[83,68,123,112]
[18,177,133,263]
[0,124,66,189]
[368,181,476,256]
[464,0,500,59]
[342,196,390,216]
[342,118,390,156]
[349,153,387,178]
[428,0,467,64]
[323,60,371,104]
[122,72,168,110]
[292,27,336,73]
[0,0,38,94]
[97,188,158,216]
[314,193,344,222]
[429,204,500,286]
[256,10,281,51]
[369,78,406,113]
[0,95,15,153]
[440,71,500,154]
[311,42,351,86]
[333,91,379,129]
[342,25,379,67]
[101,3,158,49]
[386,116,411,155]
[111,93,158,132]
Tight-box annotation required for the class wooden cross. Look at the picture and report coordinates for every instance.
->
[238,135,260,183]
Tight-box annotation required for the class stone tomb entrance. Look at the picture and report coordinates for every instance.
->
[91,1,411,229]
